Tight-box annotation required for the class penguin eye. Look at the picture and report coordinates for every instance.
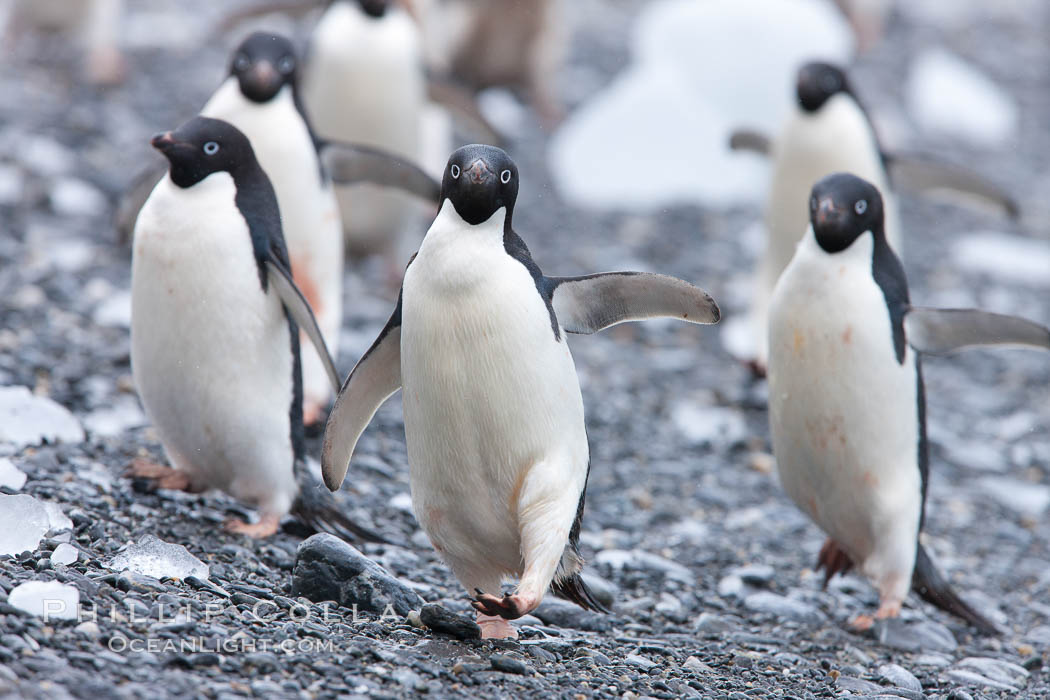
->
[450,164,460,179]
[278,56,295,74]
[203,141,220,156]
[854,199,867,215]
[234,54,251,72]
[500,169,512,184]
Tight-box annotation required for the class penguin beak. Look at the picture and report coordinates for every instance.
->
[150,132,176,153]
[814,197,843,228]
[464,159,494,185]
[241,60,283,100]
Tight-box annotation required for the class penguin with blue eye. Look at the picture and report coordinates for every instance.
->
[321,144,722,638]
[729,61,1018,375]
[117,31,441,424]
[130,116,386,541]
[767,172,1048,633]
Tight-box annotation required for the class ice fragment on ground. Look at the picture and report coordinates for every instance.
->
[906,49,1018,147]
[0,386,85,448]
[0,458,27,491]
[671,401,747,447]
[7,580,80,620]
[50,543,79,566]
[0,494,51,556]
[106,534,209,580]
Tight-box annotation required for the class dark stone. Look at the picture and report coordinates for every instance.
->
[419,603,481,640]
[290,534,423,617]
[489,654,530,675]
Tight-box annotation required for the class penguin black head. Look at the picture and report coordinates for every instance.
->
[354,0,389,18]
[441,144,518,226]
[809,173,884,253]
[230,32,299,103]
[796,61,853,113]
[151,117,259,189]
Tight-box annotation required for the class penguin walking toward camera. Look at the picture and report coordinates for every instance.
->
[730,61,1017,374]
[302,0,433,267]
[130,116,385,541]
[768,172,1049,633]
[321,144,721,638]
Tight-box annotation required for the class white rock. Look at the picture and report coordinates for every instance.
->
[978,476,1050,517]
[387,492,414,512]
[906,49,1018,147]
[50,543,79,566]
[0,457,27,490]
[0,386,85,448]
[953,232,1050,288]
[106,534,209,580]
[671,401,748,447]
[50,178,107,217]
[0,494,51,556]
[92,290,132,328]
[549,0,852,210]
[82,397,146,437]
[7,580,80,620]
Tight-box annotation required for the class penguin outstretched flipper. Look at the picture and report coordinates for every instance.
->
[905,307,1050,355]
[911,543,1000,635]
[885,154,1020,219]
[548,272,720,335]
[320,141,441,204]
[728,128,772,156]
[292,460,392,544]
[115,163,166,244]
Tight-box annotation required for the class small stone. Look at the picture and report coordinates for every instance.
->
[74,621,101,637]
[729,564,775,586]
[419,603,481,640]
[533,597,612,632]
[732,654,753,669]
[489,654,530,675]
[116,572,168,593]
[836,676,882,694]
[291,534,423,616]
[406,610,424,629]
[695,612,732,636]
[743,591,823,622]
[878,663,922,692]
[625,654,655,670]
[683,656,713,673]
[948,656,1029,691]
[7,580,80,620]
[875,618,957,653]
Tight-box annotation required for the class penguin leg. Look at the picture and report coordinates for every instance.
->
[125,458,194,492]
[851,521,917,631]
[473,457,581,620]
[224,513,281,538]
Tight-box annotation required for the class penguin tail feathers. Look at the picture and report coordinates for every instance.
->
[911,543,999,635]
[292,462,392,545]
[550,574,610,614]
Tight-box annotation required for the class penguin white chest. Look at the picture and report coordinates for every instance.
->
[130,174,298,516]
[767,233,921,565]
[399,204,588,574]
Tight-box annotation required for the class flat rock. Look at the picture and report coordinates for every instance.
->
[948,656,1029,691]
[0,386,84,449]
[875,618,957,654]
[532,597,612,632]
[106,534,209,580]
[290,533,422,617]
[878,663,923,692]
[743,591,824,622]
[419,603,480,640]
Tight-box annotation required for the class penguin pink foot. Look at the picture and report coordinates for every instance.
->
[125,459,193,491]
[224,514,281,538]
[476,613,518,640]
[851,599,902,631]
[471,589,538,620]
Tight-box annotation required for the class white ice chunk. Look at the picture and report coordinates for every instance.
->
[50,543,79,566]
[906,49,1018,147]
[0,386,85,448]
[106,534,209,580]
[0,457,27,491]
[0,494,51,556]
[7,580,80,620]
[952,232,1050,288]
[550,0,853,210]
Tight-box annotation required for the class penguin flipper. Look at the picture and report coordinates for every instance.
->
[426,77,504,146]
[115,164,164,244]
[548,272,720,335]
[264,258,341,392]
[322,296,403,491]
[728,128,772,156]
[912,543,999,635]
[320,141,441,204]
[885,154,1020,219]
[291,460,392,544]
[905,307,1050,355]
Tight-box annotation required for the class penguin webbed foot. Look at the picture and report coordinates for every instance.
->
[471,589,531,620]
[476,612,519,639]
[125,459,194,492]
[816,537,855,588]
[850,599,901,632]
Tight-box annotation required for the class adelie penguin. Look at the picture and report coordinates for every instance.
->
[767,172,1050,633]
[321,144,721,638]
[118,31,441,424]
[729,61,1018,375]
[129,116,385,542]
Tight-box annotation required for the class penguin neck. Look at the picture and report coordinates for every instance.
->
[422,200,508,254]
